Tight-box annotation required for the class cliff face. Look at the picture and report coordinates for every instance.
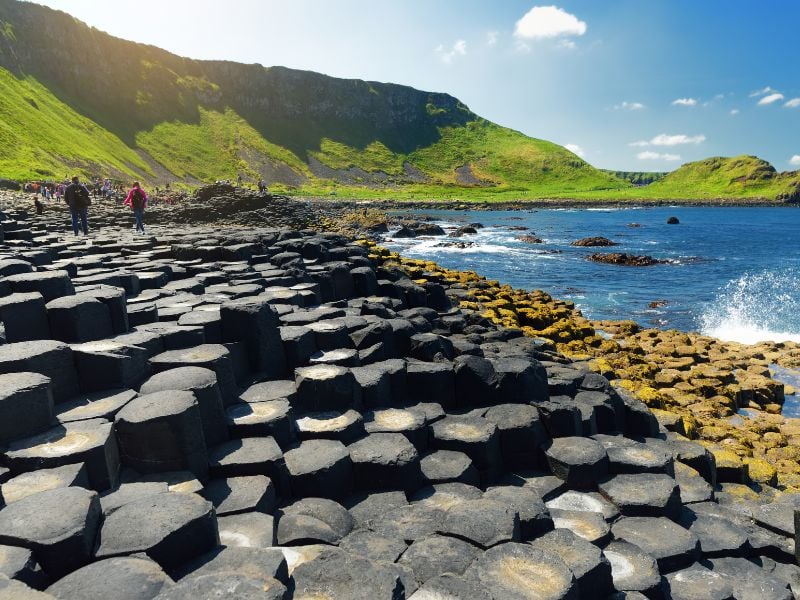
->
[0,0,471,154]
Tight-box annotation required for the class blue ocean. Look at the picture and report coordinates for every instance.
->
[383,206,800,344]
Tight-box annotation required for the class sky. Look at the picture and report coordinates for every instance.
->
[31,0,800,171]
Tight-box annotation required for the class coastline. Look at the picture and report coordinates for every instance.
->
[5,187,800,495]
[360,239,800,496]
[301,196,800,211]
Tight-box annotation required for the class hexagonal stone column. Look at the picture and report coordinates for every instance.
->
[0,341,79,403]
[0,372,54,446]
[545,437,609,489]
[0,487,101,579]
[140,367,228,447]
[3,418,120,491]
[0,293,50,342]
[46,294,113,343]
[115,390,208,480]
[94,492,218,570]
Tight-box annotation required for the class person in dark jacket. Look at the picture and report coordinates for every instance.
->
[124,181,148,234]
[64,176,91,235]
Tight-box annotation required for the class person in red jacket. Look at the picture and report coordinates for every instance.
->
[123,182,148,234]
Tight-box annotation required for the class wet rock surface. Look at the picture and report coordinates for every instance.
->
[0,199,796,597]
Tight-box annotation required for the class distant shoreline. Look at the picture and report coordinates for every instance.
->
[301,196,800,211]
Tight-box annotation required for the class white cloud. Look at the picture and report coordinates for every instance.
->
[784,98,800,108]
[513,39,531,53]
[790,155,800,166]
[486,31,499,46]
[758,93,784,106]
[630,133,705,147]
[672,98,698,107]
[436,40,467,64]
[637,151,681,161]
[750,86,777,97]
[557,39,576,49]
[514,6,587,40]
[564,143,585,157]
[729,109,740,115]
[614,101,645,111]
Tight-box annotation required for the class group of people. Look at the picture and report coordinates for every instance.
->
[33,173,269,236]
[41,176,149,235]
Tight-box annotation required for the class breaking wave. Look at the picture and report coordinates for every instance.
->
[699,269,800,344]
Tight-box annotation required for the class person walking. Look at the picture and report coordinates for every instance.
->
[64,176,91,235]
[124,181,148,234]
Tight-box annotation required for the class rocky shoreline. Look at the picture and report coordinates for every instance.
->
[298,196,800,211]
[0,187,797,598]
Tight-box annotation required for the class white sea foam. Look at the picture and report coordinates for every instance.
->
[699,270,800,344]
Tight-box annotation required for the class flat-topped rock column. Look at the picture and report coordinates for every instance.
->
[0,293,51,342]
[114,390,209,480]
[140,367,229,447]
[220,298,286,378]
[0,372,54,446]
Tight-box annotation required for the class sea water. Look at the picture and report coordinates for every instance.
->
[382,206,800,343]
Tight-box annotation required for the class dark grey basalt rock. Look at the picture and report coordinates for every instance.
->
[45,556,173,600]
[0,340,80,402]
[664,563,734,600]
[115,390,208,480]
[611,516,700,572]
[284,439,353,500]
[94,491,218,570]
[276,497,353,546]
[420,449,480,486]
[339,528,408,563]
[294,363,359,411]
[602,540,663,597]
[430,415,501,482]
[149,345,239,405]
[3,418,119,491]
[598,473,682,518]
[289,546,403,600]
[0,292,50,342]
[545,436,609,489]
[139,367,228,447]
[208,437,288,494]
[226,399,295,446]
[529,529,613,599]
[0,372,54,446]
[398,533,480,587]
[295,409,364,443]
[55,388,136,423]
[483,485,553,540]
[46,295,113,343]
[200,475,276,516]
[348,433,422,493]
[217,511,275,549]
[472,542,578,600]
[1,463,88,506]
[0,543,48,589]
[155,573,287,600]
[438,498,520,548]
[0,487,101,579]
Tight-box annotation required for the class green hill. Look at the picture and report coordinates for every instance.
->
[0,0,626,198]
[0,1,798,202]
[574,156,800,202]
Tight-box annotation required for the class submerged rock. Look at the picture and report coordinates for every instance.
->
[571,237,618,247]
[588,253,665,266]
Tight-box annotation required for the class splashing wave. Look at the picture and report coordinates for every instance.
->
[699,269,800,344]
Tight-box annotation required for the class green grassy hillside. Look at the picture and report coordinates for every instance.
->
[0,0,626,195]
[567,156,800,202]
[0,1,797,202]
